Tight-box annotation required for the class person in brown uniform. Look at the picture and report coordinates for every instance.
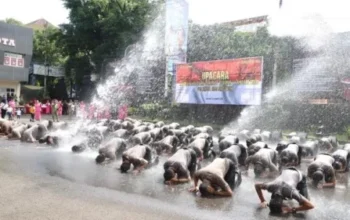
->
[245,148,279,178]
[163,148,198,184]
[120,144,159,174]
[95,137,127,164]
[255,167,314,214]
[307,153,336,188]
[21,124,48,143]
[189,158,241,197]
[7,124,31,140]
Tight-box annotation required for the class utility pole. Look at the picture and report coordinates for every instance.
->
[43,22,49,97]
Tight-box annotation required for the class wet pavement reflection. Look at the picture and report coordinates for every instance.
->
[0,140,349,220]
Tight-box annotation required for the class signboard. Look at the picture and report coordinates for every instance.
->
[308,99,328,105]
[3,52,24,68]
[32,64,64,77]
[165,0,188,57]
[165,0,189,98]
[0,38,16,47]
[175,57,263,105]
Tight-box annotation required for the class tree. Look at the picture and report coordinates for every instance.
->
[31,26,66,97]
[3,18,23,26]
[49,78,69,100]
[32,27,65,66]
[57,0,160,101]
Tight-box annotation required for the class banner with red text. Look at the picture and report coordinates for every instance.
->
[175,57,263,105]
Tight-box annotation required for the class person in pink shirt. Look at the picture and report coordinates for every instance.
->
[58,101,63,116]
[97,107,103,120]
[34,100,42,121]
[8,99,16,118]
[118,104,128,120]
[88,104,95,120]
[104,106,111,119]
[45,100,51,114]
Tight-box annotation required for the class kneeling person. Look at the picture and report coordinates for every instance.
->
[38,134,59,146]
[219,144,247,166]
[189,158,241,197]
[307,154,336,188]
[120,144,158,173]
[95,137,127,164]
[332,149,350,172]
[255,168,314,214]
[163,148,198,184]
[245,148,279,178]
[279,144,302,167]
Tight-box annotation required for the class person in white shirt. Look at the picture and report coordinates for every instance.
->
[6,106,13,120]
[16,108,21,119]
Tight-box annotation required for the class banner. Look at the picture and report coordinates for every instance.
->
[165,0,189,98]
[175,57,263,105]
[4,52,24,68]
[32,64,64,77]
[165,0,188,58]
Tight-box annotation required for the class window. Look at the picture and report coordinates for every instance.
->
[6,88,15,98]
[3,52,25,68]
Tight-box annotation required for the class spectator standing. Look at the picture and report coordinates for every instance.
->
[118,104,128,120]
[52,100,59,122]
[58,101,63,116]
[1,100,8,119]
[8,99,16,119]
[34,100,42,121]
[29,104,35,122]
[16,108,21,119]
[63,100,68,115]
[6,105,13,120]
[46,100,51,114]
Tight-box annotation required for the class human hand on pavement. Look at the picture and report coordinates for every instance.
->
[133,170,141,175]
[260,201,268,208]
[189,187,198,192]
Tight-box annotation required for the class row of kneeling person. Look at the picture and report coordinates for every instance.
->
[0,119,68,145]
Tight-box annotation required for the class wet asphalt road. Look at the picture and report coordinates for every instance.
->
[1,135,350,219]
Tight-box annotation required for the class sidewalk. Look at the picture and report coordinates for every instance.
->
[7,114,73,124]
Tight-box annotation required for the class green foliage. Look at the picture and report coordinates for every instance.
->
[127,107,137,115]
[3,18,23,26]
[32,27,65,66]
[58,0,158,87]
[344,126,350,140]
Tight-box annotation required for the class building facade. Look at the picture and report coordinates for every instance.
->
[0,22,33,100]
[222,15,268,33]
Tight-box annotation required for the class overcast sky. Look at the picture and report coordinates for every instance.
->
[1,0,350,32]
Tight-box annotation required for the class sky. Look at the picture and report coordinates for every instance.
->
[1,0,350,32]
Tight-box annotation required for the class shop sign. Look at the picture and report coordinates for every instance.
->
[0,38,15,47]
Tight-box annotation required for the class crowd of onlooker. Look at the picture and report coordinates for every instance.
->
[0,98,22,120]
[24,99,81,122]
[0,97,129,122]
